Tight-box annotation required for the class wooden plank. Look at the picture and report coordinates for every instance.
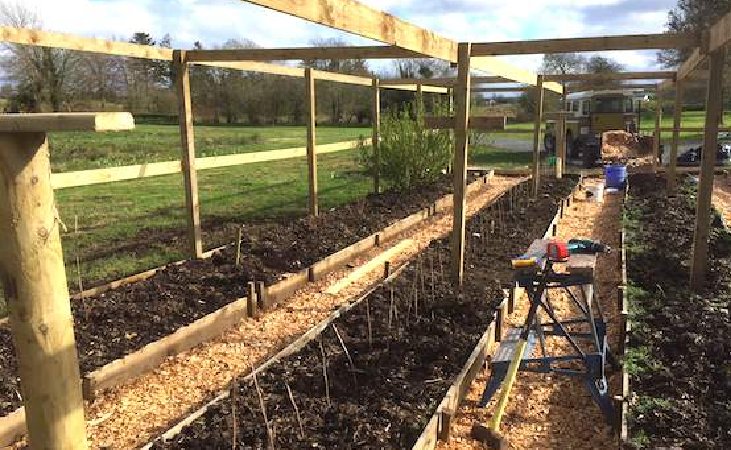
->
[690,48,724,289]
[187,46,421,62]
[544,71,676,82]
[241,1,560,92]
[566,82,658,93]
[532,76,545,195]
[83,293,253,399]
[372,78,381,193]
[472,86,530,93]
[326,239,413,294]
[0,408,25,447]
[471,56,564,93]
[653,90,662,172]
[0,112,133,132]
[677,47,706,81]
[382,76,508,87]
[0,25,173,60]
[424,116,507,130]
[49,139,368,189]
[668,80,683,193]
[451,42,471,286]
[471,33,698,55]
[709,10,731,53]
[174,50,203,259]
[379,83,448,93]
[305,67,318,216]
[313,70,372,86]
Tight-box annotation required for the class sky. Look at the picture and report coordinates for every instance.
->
[14,0,680,75]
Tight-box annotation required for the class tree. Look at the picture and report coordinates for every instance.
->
[541,53,585,75]
[659,0,731,67]
[0,1,78,111]
[585,55,624,74]
[122,32,173,113]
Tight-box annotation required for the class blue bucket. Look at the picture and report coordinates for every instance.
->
[604,164,627,190]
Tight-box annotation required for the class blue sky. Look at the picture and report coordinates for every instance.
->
[18,0,679,74]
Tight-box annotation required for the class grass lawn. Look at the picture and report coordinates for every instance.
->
[49,124,370,172]
[469,146,531,168]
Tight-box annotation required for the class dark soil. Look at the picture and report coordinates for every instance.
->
[152,177,578,449]
[625,174,731,448]
[0,176,470,417]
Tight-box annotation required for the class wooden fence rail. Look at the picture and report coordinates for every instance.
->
[50,139,370,190]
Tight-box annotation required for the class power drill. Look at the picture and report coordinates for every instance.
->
[567,238,610,254]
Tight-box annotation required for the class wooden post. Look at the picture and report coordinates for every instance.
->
[653,90,663,172]
[416,81,424,111]
[451,42,471,286]
[668,80,683,193]
[305,67,318,216]
[174,50,203,259]
[690,48,725,289]
[0,133,88,449]
[372,77,381,193]
[555,115,565,179]
[532,75,545,196]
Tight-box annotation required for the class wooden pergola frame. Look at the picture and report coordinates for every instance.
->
[0,1,730,447]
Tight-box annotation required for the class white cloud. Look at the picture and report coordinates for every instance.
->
[12,0,675,73]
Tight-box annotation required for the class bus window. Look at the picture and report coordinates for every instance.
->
[625,98,634,113]
[566,101,572,112]
[593,96,624,113]
[582,100,591,114]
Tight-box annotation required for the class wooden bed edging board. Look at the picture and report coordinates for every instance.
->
[80,175,495,396]
[0,407,24,447]
[143,261,411,449]
[618,199,631,448]
[411,185,574,448]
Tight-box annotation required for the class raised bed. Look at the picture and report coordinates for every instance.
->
[145,177,578,448]
[622,173,731,448]
[0,174,493,446]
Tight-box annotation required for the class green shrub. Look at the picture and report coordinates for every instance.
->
[360,100,453,189]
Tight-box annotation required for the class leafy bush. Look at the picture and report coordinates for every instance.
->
[360,100,453,189]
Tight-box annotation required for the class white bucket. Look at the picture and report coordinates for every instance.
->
[588,183,605,203]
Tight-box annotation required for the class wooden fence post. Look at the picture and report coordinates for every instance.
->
[532,75,545,196]
[174,50,203,258]
[372,77,381,193]
[306,67,318,216]
[0,133,88,449]
[653,90,663,172]
[690,48,725,289]
[555,114,565,179]
[668,79,683,193]
[451,42,471,287]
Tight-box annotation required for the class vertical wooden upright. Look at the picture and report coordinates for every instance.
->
[690,49,725,289]
[555,115,565,179]
[668,79,683,193]
[372,77,381,193]
[174,50,203,259]
[653,90,663,172]
[305,67,318,216]
[0,133,88,449]
[451,42,471,287]
[532,75,545,195]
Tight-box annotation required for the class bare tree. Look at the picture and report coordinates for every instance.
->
[0,1,77,111]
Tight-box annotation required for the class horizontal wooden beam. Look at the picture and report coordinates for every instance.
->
[566,83,658,93]
[472,86,530,93]
[187,46,422,62]
[0,112,134,132]
[424,116,508,130]
[381,76,509,87]
[0,25,174,60]
[471,33,698,56]
[241,0,561,92]
[51,139,368,189]
[544,71,676,82]
[471,57,564,93]
[379,83,448,93]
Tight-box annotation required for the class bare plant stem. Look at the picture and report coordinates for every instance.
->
[231,382,238,449]
[388,286,395,330]
[319,338,331,407]
[332,324,356,370]
[284,380,305,439]
[235,227,243,267]
[365,299,373,348]
[252,373,274,449]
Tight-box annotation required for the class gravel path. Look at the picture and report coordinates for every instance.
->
[436,180,621,449]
